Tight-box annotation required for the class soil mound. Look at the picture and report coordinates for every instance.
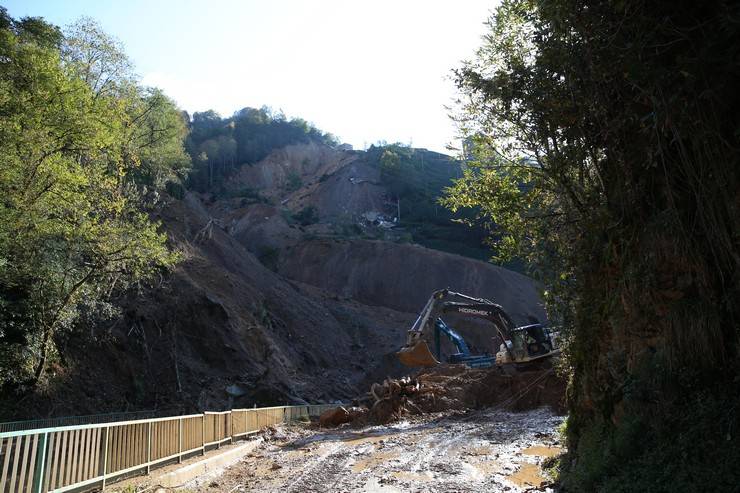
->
[331,364,565,426]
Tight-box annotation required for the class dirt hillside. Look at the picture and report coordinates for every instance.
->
[277,239,546,323]
[4,143,551,420]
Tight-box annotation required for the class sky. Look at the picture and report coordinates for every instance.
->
[4,1,495,153]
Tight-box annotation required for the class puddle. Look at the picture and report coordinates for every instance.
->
[507,463,546,488]
[351,451,399,473]
[522,445,562,458]
[473,459,504,475]
[466,445,493,456]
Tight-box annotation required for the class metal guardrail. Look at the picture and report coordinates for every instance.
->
[0,404,336,492]
[0,411,165,434]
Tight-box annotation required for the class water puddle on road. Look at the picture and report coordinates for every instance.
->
[473,459,504,476]
[466,445,493,456]
[507,462,547,488]
[522,445,562,457]
[341,432,401,446]
[351,450,400,473]
[391,471,434,482]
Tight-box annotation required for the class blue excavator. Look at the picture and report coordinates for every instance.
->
[397,289,560,369]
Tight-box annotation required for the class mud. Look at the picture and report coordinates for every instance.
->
[186,407,565,492]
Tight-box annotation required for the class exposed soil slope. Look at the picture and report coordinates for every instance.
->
[4,143,551,421]
[277,239,546,323]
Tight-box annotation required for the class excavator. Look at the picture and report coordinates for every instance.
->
[397,289,560,368]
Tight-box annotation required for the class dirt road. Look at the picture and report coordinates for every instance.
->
[188,407,564,492]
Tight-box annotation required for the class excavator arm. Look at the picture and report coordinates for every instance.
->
[397,289,518,367]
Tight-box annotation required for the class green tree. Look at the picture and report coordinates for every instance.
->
[447,1,739,490]
[0,14,186,388]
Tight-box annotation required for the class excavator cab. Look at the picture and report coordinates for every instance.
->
[496,324,558,364]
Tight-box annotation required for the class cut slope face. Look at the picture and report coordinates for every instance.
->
[277,239,546,324]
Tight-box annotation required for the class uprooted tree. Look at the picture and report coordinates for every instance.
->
[445,1,739,490]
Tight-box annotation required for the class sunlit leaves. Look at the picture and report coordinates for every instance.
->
[0,15,185,387]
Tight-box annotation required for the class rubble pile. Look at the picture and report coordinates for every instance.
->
[319,364,566,427]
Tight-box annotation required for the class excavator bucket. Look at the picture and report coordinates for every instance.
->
[397,341,440,367]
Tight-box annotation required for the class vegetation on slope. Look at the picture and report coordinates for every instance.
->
[0,11,188,390]
[185,107,338,192]
[365,143,492,261]
[446,0,739,490]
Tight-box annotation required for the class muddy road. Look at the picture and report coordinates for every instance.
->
[188,407,564,492]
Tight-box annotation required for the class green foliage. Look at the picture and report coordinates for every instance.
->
[365,143,493,264]
[0,14,187,388]
[219,187,268,204]
[331,223,363,238]
[449,0,739,489]
[293,206,319,226]
[257,246,280,271]
[560,383,740,493]
[186,106,337,192]
[285,170,303,192]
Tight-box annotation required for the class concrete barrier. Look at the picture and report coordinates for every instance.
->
[157,438,263,488]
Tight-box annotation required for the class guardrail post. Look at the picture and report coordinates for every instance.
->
[31,432,47,493]
[216,414,221,450]
[101,426,109,490]
[146,422,152,474]
[178,417,183,463]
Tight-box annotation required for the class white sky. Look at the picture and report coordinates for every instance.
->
[5,0,496,153]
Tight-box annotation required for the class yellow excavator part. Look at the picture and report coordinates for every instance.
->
[397,340,440,367]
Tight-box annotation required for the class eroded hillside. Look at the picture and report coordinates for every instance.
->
[4,143,547,420]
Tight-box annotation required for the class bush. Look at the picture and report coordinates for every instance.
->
[286,171,302,192]
[257,246,280,271]
[293,206,319,226]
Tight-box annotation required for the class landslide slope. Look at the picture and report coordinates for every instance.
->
[278,239,545,323]
[4,143,548,420]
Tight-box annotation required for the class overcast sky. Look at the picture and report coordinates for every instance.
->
[5,0,495,153]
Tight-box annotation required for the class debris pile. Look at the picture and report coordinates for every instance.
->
[320,364,565,427]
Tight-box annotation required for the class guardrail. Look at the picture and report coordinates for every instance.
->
[0,411,165,434]
[0,404,336,493]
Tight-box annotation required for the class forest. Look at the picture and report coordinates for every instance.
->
[0,12,188,389]
[184,106,337,192]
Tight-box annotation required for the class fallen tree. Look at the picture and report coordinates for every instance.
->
[320,364,565,427]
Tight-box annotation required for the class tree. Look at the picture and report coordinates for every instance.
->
[0,14,186,388]
[447,1,740,489]
[185,106,337,192]
[62,16,134,98]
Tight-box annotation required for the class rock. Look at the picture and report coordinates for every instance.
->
[319,406,351,427]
